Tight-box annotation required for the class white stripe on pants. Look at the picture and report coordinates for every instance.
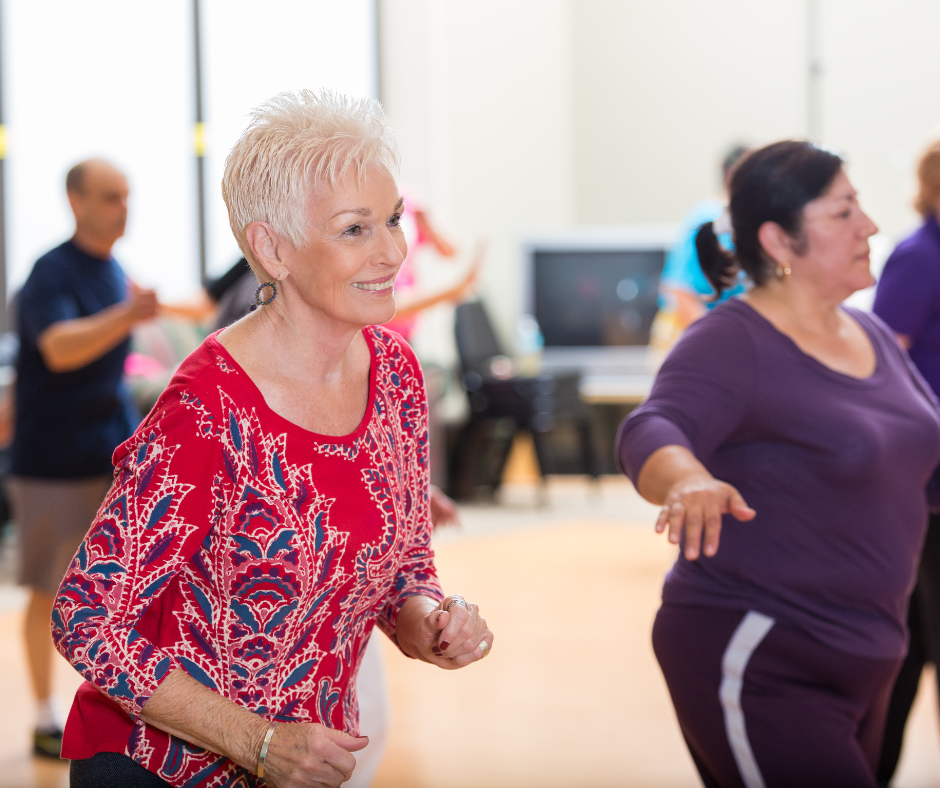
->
[719,611,776,788]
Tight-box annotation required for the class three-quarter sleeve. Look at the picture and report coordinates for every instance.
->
[52,382,223,719]
[617,308,757,485]
[374,346,444,646]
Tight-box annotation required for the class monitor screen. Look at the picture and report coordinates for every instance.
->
[533,249,665,347]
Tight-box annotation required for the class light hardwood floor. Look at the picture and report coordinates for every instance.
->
[0,480,938,788]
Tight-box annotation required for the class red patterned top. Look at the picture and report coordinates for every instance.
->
[52,326,443,787]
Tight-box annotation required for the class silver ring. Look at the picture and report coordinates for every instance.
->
[444,596,471,613]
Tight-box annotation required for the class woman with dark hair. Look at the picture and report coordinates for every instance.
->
[872,138,940,786]
[617,140,940,787]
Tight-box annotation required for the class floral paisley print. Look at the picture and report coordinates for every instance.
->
[52,326,443,787]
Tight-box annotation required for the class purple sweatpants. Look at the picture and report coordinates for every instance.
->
[652,604,901,788]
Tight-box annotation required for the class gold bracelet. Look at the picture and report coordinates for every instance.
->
[257,721,279,780]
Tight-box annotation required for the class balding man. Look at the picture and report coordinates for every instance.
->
[7,159,157,758]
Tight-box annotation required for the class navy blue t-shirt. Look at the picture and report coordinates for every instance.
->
[12,240,139,478]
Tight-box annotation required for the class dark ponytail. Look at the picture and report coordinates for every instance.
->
[698,140,844,294]
[695,221,738,297]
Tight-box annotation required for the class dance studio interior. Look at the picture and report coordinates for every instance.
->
[1,1,940,787]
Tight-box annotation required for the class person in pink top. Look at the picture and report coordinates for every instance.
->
[383,192,479,342]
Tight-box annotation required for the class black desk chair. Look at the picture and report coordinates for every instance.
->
[449,301,598,500]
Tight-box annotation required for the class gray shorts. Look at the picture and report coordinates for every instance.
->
[7,475,112,596]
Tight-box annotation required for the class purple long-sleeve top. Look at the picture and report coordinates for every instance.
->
[873,215,940,396]
[617,299,940,658]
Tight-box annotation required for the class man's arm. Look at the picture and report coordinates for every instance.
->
[37,285,157,372]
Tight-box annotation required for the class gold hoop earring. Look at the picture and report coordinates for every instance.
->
[775,264,792,281]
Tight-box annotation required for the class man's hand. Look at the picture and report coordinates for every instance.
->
[38,283,160,372]
[126,282,159,322]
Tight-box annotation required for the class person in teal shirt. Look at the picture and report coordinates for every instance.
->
[659,145,749,330]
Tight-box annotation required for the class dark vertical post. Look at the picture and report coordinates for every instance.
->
[192,0,207,282]
[0,0,8,330]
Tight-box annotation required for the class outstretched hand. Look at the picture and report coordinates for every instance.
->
[656,474,755,560]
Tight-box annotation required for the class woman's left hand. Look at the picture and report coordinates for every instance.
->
[397,594,493,669]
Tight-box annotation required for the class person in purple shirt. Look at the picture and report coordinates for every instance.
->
[872,138,940,786]
[617,140,940,788]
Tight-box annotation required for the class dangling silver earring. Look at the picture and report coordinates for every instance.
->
[775,264,792,281]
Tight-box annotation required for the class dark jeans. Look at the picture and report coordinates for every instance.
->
[878,513,940,787]
[70,752,173,788]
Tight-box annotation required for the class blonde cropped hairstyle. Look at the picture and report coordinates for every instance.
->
[915,139,940,218]
[222,89,399,277]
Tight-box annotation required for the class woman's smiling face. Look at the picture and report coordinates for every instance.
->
[284,164,407,328]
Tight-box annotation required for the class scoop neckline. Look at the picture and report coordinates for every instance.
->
[205,326,378,445]
[728,298,887,388]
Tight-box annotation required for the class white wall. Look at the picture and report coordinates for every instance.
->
[380,0,573,362]
[820,0,940,238]
[5,0,194,297]
[201,0,376,279]
[574,0,940,237]
[569,0,940,237]
[380,0,940,358]
[7,1,935,330]
[4,0,375,299]
[571,0,808,224]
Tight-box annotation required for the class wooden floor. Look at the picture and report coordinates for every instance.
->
[0,480,938,787]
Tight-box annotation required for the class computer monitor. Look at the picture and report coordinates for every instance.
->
[521,226,676,350]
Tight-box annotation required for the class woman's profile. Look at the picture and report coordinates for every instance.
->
[619,140,940,787]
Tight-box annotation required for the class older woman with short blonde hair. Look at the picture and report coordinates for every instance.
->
[53,90,493,788]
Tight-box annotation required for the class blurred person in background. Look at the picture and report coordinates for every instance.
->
[157,257,253,327]
[8,159,157,758]
[618,141,940,787]
[651,144,750,348]
[53,90,492,788]
[382,192,480,339]
[211,257,259,331]
[872,138,940,787]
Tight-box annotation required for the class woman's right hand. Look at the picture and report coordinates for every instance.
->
[656,474,756,561]
[261,722,369,788]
